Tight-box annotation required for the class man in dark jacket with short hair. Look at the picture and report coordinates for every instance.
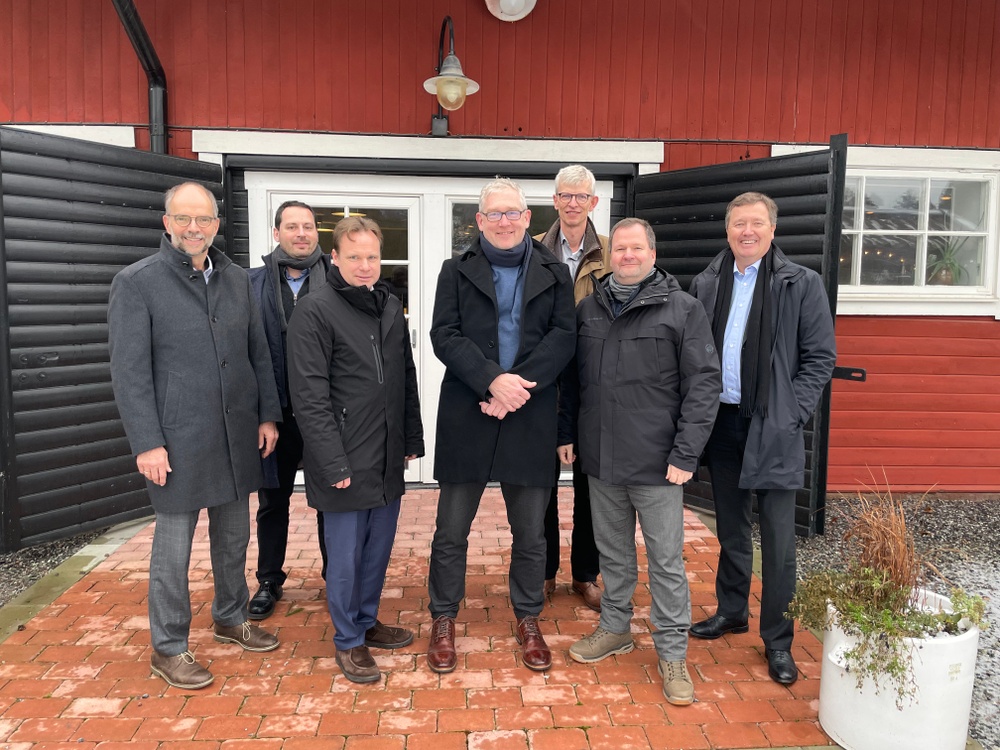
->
[688,192,836,686]
[287,216,424,685]
[559,218,720,707]
[247,200,330,620]
[426,178,576,675]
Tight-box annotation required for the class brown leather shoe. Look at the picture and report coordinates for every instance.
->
[213,621,279,652]
[335,645,381,684]
[150,650,214,689]
[365,620,414,649]
[516,616,552,671]
[571,579,602,612]
[543,578,556,596]
[427,615,457,673]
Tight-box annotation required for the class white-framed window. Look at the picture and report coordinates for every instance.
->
[773,145,1000,318]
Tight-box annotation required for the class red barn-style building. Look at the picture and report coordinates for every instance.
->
[2,0,999,547]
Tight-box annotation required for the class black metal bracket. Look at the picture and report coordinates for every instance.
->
[832,366,866,382]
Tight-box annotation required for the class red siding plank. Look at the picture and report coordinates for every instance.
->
[969,0,995,146]
[0,1,14,120]
[225,0,246,129]
[775,0,800,141]
[699,0,723,142]
[807,1,831,143]
[206,0,228,128]
[46,0,67,121]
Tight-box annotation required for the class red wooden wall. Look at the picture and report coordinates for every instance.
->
[2,0,1000,165]
[829,317,1000,493]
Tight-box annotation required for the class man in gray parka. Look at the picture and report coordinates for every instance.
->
[108,182,284,690]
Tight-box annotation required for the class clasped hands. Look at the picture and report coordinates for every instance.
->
[479,373,536,420]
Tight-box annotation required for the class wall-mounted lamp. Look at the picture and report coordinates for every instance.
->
[423,16,479,137]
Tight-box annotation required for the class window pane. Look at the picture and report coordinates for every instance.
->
[314,207,409,261]
[838,234,855,285]
[928,180,987,232]
[862,178,924,231]
[926,235,984,286]
[859,235,917,285]
[381,264,409,311]
[843,178,859,230]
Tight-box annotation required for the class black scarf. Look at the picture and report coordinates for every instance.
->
[327,265,390,318]
[266,246,325,332]
[711,249,773,418]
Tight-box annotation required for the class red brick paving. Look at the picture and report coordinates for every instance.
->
[0,488,834,749]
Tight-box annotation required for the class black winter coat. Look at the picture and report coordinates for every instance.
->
[287,269,424,512]
[431,236,576,487]
[689,245,837,489]
[559,270,721,485]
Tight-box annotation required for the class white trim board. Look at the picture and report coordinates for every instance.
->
[192,130,664,171]
[5,124,136,147]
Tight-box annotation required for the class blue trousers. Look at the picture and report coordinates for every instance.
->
[322,498,401,650]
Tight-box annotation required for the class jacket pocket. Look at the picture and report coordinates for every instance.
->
[162,371,182,428]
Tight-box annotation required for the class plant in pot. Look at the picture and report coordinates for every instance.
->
[926,236,968,285]
[786,487,987,750]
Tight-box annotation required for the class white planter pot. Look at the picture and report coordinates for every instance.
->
[818,589,979,750]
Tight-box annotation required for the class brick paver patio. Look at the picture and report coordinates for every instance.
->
[0,487,833,749]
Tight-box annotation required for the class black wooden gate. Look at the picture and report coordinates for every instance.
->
[0,126,225,552]
[632,135,848,536]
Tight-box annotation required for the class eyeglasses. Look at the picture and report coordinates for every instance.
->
[481,210,527,222]
[168,214,217,227]
[556,192,592,205]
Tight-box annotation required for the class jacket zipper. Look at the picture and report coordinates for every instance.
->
[371,335,384,384]
[339,408,347,432]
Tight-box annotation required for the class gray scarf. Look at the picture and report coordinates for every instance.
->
[266,246,324,332]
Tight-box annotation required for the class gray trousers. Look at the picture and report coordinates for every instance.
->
[149,498,250,655]
[429,482,548,620]
[589,476,690,662]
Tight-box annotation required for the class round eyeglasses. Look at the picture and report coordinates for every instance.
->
[168,214,217,228]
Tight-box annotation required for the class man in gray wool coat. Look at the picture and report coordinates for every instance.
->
[108,182,284,690]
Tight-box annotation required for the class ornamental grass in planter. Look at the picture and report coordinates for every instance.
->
[786,487,987,709]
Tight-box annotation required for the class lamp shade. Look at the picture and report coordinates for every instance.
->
[423,52,479,111]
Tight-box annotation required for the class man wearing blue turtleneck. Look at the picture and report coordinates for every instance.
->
[426,178,576,675]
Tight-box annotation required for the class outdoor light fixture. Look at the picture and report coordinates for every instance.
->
[423,15,479,136]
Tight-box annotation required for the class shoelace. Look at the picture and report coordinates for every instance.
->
[179,651,196,664]
[519,618,541,637]
[240,621,252,641]
[664,661,688,681]
[433,617,453,641]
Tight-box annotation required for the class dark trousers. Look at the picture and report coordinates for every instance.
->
[429,482,548,620]
[544,457,600,582]
[706,404,797,650]
[322,499,401,650]
[256,408,328,585]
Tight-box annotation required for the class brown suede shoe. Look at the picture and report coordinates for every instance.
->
[335,645,381,684]
[543,578,556,596]
[427,615,457,673]
[365,621,414,649]
[213,621,279,652]
[150,650,214,689]
[516,616,552,671]
[571,580,603,612]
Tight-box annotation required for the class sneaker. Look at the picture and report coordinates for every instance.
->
[150,650,213,689]
[658,659,694,705]
[213,621,279,652]
[569,626,634,663]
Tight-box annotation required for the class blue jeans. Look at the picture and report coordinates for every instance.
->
[322,498,401,650]
[588,477,690,662]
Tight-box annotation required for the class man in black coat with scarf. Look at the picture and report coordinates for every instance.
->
[287,216,424,684]
[247,201,330,620]
[426,178,576,674]
[688,192,836,685]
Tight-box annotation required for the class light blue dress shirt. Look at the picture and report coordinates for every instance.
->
[559,231,583,280]
[201,253,214,283]
[285,266,309,298]
[720,259,762,404]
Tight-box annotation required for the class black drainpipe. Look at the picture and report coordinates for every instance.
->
[112,0,167,154]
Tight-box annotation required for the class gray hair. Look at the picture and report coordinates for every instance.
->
[610,217,657,250]
[726,192,778,226]
[479,177,527,212]
[164,182,219,217]
[555,164,596,194]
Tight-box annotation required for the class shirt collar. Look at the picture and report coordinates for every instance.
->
[734,258,762,278]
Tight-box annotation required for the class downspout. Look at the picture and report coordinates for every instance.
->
[112,0,168,154]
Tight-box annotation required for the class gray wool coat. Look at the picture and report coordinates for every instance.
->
[108,235,282,512]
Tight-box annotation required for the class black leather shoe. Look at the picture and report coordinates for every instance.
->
[766,649,799,685]
[689,614,749,640]
[248,581,283,620]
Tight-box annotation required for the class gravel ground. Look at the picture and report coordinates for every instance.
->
[2,497,997,747]
[789,493,1000,750]
[0,529,106,609]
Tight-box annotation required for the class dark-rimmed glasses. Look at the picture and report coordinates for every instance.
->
[556,192,592,205]
[481,210,527,222]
